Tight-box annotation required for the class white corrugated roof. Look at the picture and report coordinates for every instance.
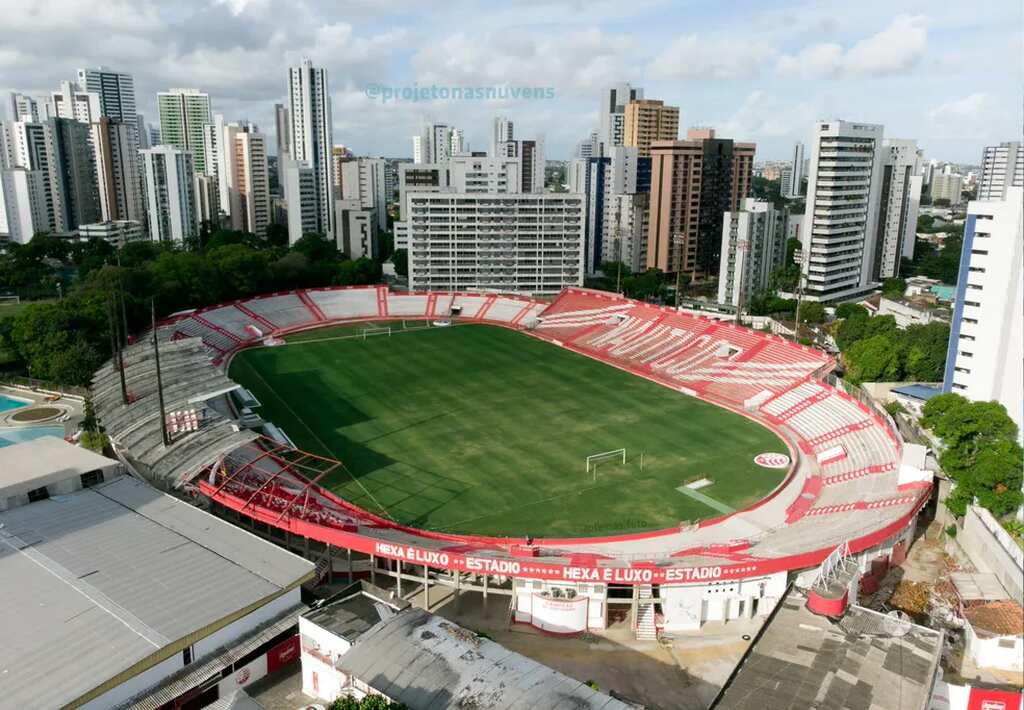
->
[0,474,313,710]
[0,436,121,496]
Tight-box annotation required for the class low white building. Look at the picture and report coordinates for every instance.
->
[962,600,1024,673]
[300,581,632,708]
[877,296,949,328]
[78,219,146,247]
[405,192,584,295]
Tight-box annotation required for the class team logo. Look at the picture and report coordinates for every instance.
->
[754,453,790,469]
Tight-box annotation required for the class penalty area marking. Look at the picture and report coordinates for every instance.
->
[675,484,735,515]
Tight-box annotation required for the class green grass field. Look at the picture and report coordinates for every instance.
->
[229,324,788,538]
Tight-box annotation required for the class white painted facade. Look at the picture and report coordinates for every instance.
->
[141,145,199,244]
[977,141,1022,201]
[801,120,885,301]
[786,141,804,198]
[599,83,643,156]
[875,139,923,279]
[718,198,783,308]
[288,59,334,235]
[943,188,1023,436]
[283,159,319,245]
[0,168,48,243]
[405,192,584,294]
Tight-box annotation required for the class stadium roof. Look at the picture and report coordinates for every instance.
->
[0,472,314,709]
[321,604,632,709]
[713,587,943,710]
[92,336,257,486]
[891,384,943,402]
[0,435,121,497]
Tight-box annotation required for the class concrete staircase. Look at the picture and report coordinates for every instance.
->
[636,585,657,641]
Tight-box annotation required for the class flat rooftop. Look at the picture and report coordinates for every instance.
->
[0,472,314,709]
[335,607,633,709]
[0,435,121,497]
[714,587,943,710]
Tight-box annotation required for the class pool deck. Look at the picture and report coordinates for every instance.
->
[0,384,84,436]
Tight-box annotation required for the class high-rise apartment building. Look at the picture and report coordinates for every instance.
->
[799,120,885,301]
[623,99,679,157]
[930,173,964,205]
[873,139,923,279]
[5,92,39,122]
[50,80,101,123]
[575,131,600,159]
[274,103,290,192]
[449,128,465,156]
[717,199,783,308]
[287,59,333,236]
[210,121,269,236]
[412,123,457,165]
[141,145,199,244]
[331,145,354,197]
[76,68,136,122]
[493,137,546,194]
[90,117,144,223]
[340,157,387,234]
[943,187,1022,434]
[157,88,213,173]
[44,117,101,231]
[0,168,49,243]
[976,142,1023,201]
[599,83,643,156]
[405,193,584,294]
[492,117,514,156]
[786,141,805,198]
[646,128,755,279]
[282,159,319,244]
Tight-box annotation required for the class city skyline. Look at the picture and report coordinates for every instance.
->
[1,0,1018,163]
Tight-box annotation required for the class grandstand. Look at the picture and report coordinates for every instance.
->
[93,285,932,638]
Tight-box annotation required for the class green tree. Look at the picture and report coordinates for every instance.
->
[901,322,950,381]
[391,249,408,277]
[329,696,406,710]
[835,303,869,320]
[843,334,903,383]
[882,277,906,299]
[621,268,667,302]
[265,223,289,248]
[799,301,826,324]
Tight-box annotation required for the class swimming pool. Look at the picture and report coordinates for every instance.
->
[0,425,67,448]
[0,394,30,413]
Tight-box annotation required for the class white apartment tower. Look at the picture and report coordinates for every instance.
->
[786,141,804,198]
[90,117,144,223]
[413,123,457,165]
[405,193,584,294]
[718,199,783,308]
[141,146,199,244]
[274,103,290,190]
[800,120,885,301]
[287,59,334,236]
[0,168,49,243]
[976,142,1023,201]
[599,83,643,156]
[5,92,39,122]
[50,80,101,123]
[492,117,514,156]
[873,139,923,279]
[943,187,1023,435]
[340,157,387,233]
[282,159,319,244]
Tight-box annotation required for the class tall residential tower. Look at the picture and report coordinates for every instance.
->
[287,59,334,236]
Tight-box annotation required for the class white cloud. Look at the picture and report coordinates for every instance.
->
[715,90,820,140]
[843,14,927,74]
[411,28,635,96]
[925,92,992,138]
[648,36,777,80]
[776,14,928,78]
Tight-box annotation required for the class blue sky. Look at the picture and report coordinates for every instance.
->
[2,0,1020,162]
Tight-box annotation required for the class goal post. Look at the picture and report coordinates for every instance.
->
[361,326,392,340]
[586,448,626,482]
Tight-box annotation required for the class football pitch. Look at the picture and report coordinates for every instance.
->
[228,323,789,538]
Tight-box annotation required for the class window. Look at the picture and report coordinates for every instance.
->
[27,486,49,503]
[998,638,1016,648]
[183,646,193,665]
[80,470,104,488]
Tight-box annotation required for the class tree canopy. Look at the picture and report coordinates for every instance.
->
[834,311,948,384]
[922,393,1023,517]
[0,227,385,386]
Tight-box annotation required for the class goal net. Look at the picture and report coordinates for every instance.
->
[361,326,392,340]
[586,448,626,482]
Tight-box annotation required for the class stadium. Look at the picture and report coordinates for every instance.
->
[92,285,934,638]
